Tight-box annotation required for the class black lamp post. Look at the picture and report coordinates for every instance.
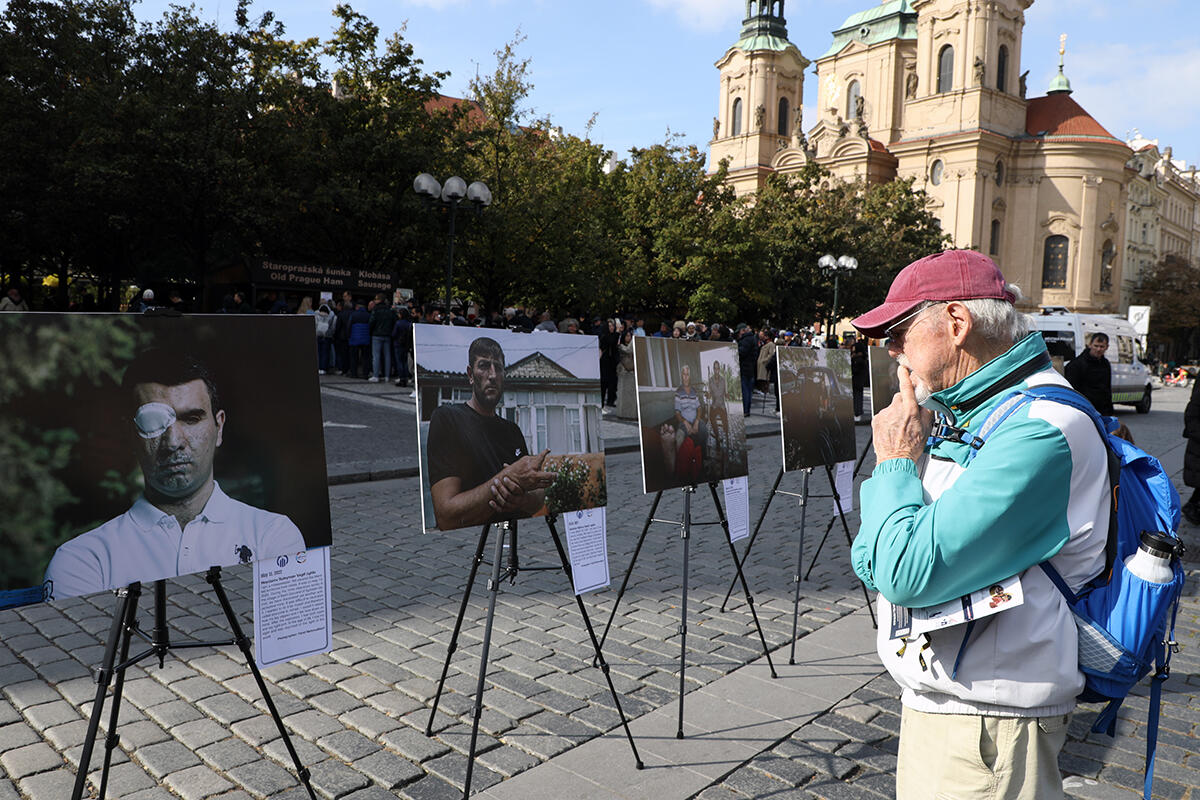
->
[413,173,491,322]
[818,253,857,343]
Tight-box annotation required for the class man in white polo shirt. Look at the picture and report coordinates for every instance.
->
[44,349,306,599]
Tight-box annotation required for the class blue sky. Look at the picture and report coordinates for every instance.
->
[131,0,1200,167]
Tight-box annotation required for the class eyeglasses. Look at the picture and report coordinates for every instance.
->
[884,302,946,344]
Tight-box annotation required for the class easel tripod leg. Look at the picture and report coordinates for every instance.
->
[708,483,777,678]
[95,586,142,800]
[544,518,643,769]
[72,583,141,800]
[597,490,661,656]
[789,470,811,665]
[719,467,783,612]
[463,522,509,799]
[205,568,317,800]
[428,524,491,734]
[676,487,693,739]
[825,464,877,628]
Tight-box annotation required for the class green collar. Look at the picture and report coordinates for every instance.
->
[930,333,1050,424]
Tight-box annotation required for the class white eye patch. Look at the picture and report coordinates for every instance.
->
[134,403,176,439]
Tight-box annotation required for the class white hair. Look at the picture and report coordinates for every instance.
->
[960,282,1028,344]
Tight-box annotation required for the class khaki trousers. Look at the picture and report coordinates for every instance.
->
[896,707,1070,800]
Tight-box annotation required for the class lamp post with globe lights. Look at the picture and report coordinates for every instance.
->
[818,253,857,344]
[413,173,491,322]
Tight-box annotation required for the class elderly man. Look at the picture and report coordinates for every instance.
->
[44,350,306,599]
[426,336,556,530]
[849,250,1108,799]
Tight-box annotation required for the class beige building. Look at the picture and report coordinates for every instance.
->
[711,0,1136,312]
[1120,133,1200,313]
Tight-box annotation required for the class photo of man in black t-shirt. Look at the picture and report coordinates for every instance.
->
[426,336,556,530]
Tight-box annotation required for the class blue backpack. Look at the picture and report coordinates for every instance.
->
[971,384,1185,800]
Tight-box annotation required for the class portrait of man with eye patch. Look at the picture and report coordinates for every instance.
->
[43,348,306,599]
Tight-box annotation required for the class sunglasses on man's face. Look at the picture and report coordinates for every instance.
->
[884,302,946,344]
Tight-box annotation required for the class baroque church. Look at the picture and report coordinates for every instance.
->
[710,0,1132,313]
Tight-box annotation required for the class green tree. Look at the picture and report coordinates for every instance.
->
[1131,254,1200,359]
[611,142,764,321]
[748,164,947,330]
[450,35,619,314]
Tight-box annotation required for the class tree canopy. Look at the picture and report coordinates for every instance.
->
[0,1,947,326]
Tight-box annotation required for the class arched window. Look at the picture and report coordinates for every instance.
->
[937,45,954,93]
[1042,235,1069,289]
[846,80,862,120]
[997,45,1009,93]
[989,219,1001,255]
[994,159,1005,186]
[777,96,789,136]
[732,98,743,136]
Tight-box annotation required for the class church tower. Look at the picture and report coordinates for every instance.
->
[710,1,809,195]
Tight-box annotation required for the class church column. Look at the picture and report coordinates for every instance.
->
[1074,176,1100,308]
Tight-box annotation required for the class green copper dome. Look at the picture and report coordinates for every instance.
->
[821,0,917,58]
[733,0,798,53]
[1047,68,1072,94]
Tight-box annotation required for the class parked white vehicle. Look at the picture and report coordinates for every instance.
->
[1026,307,1154,413]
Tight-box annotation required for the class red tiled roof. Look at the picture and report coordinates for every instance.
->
[424,94,486,125]
[868,138,890,153]
[1025,94,1121,143]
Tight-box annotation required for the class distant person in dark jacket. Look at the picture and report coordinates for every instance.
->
[736,323,758,416]
[1064,332,1113,415]
[368,294,394,383]
[347,301,371,379]
[1184,379,1200,525]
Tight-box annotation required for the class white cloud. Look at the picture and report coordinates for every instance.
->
[644,0,742,33]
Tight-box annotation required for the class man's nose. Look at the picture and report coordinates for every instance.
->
[159,421,184,448]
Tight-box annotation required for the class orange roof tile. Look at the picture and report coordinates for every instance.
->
[1024,94,1121,143]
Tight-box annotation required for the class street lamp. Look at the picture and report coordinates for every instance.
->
[818,253,857,343]
[413,173,492,322]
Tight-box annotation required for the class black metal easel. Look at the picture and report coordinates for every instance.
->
[596,483,778,740]
[426,517,643,798]
[717,441,878,663]
[72,569,317,800]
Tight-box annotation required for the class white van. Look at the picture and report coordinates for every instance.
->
[1026,307,1153,413]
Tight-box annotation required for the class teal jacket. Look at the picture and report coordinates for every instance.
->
[853,333,1109,716]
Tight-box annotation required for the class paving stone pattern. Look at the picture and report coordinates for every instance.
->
[1,412,1198,799]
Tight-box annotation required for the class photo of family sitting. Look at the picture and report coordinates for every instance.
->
[633,337,749,493]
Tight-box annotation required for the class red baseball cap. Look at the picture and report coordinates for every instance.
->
[851,250,1016,338]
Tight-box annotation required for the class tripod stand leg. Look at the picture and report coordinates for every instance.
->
[72,583,141,800]
[596,491,661,655]
[719,467,783,612]
[543,518,643,769]
[708,484,777,679]
[463,522,509,799]
[95,584,143,800]
[789,470,811,665]
[428,524,491,735]
[825,464,877,629]
[802,517,837,582]
[205,568,317,800]
[676,487,693,739]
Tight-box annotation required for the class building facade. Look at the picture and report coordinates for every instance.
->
[711,0,1145,313]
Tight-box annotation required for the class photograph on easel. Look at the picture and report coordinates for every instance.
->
[0,314,332,607]
[414,325,607,531]
[778,347,856,471]
[869,345,900,414]
[632,337,748,493]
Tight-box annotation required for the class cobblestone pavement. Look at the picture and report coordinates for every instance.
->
[1,389,1197,800]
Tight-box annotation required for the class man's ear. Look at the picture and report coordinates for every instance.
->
[214,409,226,448]
[945,302,973,346]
